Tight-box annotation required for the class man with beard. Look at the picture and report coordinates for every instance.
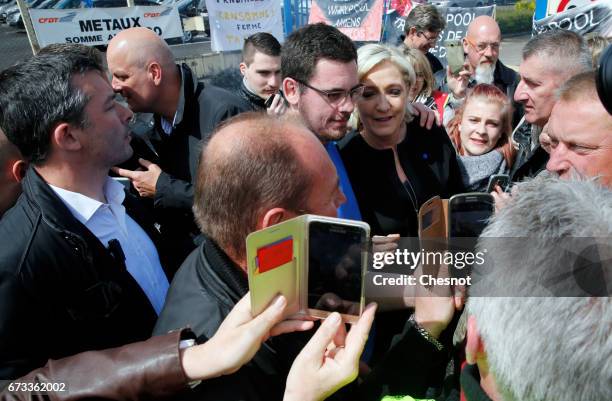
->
[445,16,522,126]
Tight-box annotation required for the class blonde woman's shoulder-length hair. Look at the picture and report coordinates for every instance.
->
[349,43,417,130]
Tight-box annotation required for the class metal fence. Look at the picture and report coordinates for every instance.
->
[282,0,311,35]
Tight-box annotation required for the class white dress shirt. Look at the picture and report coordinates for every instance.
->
[50,178,169,315]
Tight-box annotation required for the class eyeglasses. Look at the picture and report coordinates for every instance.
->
[417,31,440,44]
[466,37,500,53]
[293,78,365,105]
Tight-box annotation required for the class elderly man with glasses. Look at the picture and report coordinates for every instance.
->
[401,4,446,75]
[443,16,523,126]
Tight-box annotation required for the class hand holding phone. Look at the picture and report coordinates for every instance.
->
[265,90,288,117]
[444,39,466,75]
[486,174,510,193]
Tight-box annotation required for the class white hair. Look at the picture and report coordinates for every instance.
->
[469,173,612,401]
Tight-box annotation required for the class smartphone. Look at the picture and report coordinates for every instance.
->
[264,89,286,108]
[247,217,304,317]
[444,39,465,75]
[448,193,494,238]
[418,196,446,238]
[306,218,368,323]
[486,174,510,193]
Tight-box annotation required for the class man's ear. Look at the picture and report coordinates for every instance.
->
[407,27,418,38]
[258,207,292,230]
[239,62,247,76]
[462,37,470,54]
[282,78,300,109]
[52,122,82,153]
[148,62,163,86]
[11,160,27,182]
[466,315,486,365]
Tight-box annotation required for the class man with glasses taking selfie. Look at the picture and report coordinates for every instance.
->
[400,4,446,75]
[445,16,522,124]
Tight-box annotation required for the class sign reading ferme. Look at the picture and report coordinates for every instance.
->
[204,0,284,52]
[30,6,183,47]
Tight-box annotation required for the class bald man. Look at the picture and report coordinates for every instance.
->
[154,112,349,400]
[0,129,26,218]
[107,28,249,262]
[446,16,522,125]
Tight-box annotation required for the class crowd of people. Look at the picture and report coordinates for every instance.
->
[0,3,610,401]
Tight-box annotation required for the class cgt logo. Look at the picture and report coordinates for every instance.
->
[144,12,161,18]
[38,17,59,23]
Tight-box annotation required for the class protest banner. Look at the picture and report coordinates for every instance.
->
[29,6,182,47]
[533,1,612,38]
[382,5,495,68]
[205,0,283,52]
[308,0,385,41]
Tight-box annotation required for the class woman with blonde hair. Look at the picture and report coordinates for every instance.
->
[446,83,516,191]
[340,43,464,237]
[401,46,449,122]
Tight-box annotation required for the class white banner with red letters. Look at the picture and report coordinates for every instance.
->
[30,6,183,47]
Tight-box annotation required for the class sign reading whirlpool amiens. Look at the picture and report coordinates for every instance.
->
[30,6,183,47]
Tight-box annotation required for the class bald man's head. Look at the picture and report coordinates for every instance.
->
[106,27,177,113]
[463,16,502,72]
[193,112,344,265]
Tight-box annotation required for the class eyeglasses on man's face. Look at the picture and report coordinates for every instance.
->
[417,31,440,44]
[466,37,500,53]
[294,78,365,106]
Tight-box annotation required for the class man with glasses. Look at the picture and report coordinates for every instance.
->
[282,24,437,221]
[401,4,446,75]
[281,22,365,220]
[445,16,522,126]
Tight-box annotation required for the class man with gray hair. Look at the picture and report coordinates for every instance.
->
[509,29,592,183]
[546,71,612,187]
[465,174,611,401]
[401,4,446,75]
[354,174,611,401]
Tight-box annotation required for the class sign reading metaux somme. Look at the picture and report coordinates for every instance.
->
[30,6,183,47]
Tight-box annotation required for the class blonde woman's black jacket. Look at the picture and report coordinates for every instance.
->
[0,168,170,380]
[339,120,465,237]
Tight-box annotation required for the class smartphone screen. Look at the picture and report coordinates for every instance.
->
[449,195,494,238]
[307,222,366,315]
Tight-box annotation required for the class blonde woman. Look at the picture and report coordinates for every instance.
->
[401,47,449,122]
[340,44,464,237]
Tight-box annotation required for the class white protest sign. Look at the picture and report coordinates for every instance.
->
[30,6,183,47]
[204,0,283,52]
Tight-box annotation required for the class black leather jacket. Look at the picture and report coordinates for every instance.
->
[238,80,267,111]
[0,168,165,379]
[154,237,309,401]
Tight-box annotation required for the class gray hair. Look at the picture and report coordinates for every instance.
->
[404,4,446,34]
[469,173,612,401]
[522,30,592,79]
